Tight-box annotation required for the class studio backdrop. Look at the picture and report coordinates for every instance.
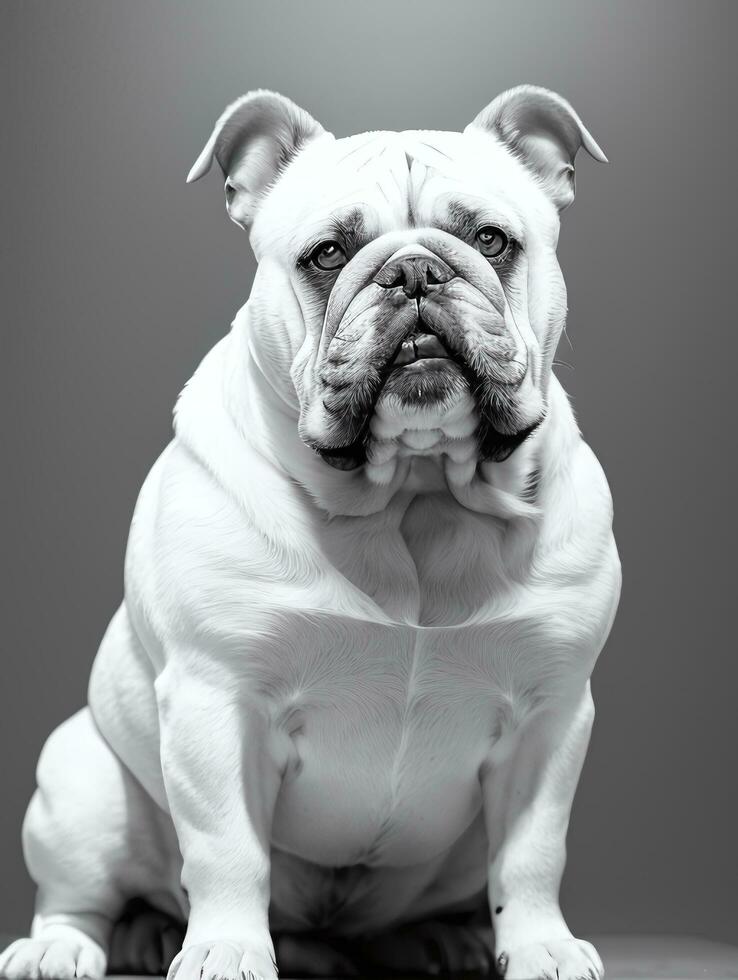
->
[1,0,736,946]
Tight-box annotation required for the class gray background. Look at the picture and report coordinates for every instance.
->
[2,0,736,945]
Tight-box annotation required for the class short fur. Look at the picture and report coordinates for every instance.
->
[0,86,620,980]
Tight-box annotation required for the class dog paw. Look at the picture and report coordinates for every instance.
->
[167,941,277,980]
[0,937,106,980]
[497,936,603,980]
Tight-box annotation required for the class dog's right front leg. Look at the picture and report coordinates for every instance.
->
[156,662,283,980]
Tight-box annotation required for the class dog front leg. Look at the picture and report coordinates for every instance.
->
[156,664,282,980]
[482,682,604,980]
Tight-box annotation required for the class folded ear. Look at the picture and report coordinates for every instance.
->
[186,89,329,229]
[465,84,607,212]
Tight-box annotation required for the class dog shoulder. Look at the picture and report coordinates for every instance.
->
[121,395,307,665]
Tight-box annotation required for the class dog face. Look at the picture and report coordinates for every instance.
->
[188,87,606,486]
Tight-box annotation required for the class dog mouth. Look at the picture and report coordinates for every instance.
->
[309,303,541,474]
[314,323,469,472]
[388,325,453,368]
[374,317,469,419]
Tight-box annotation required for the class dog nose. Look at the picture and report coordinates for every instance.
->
[374,246,454,299]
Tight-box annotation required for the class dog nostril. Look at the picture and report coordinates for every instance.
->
[378,258,448,293]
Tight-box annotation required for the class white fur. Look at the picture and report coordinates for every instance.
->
[2,88,619,980]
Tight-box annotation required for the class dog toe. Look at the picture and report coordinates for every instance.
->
[0,938,106,980]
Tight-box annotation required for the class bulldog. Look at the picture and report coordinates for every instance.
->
[0,86,621,980]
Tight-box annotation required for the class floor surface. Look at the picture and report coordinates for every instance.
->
[1,934,737,979]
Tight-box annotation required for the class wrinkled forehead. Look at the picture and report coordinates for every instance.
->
[251,129,554,256]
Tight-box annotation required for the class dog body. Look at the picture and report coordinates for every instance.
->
[1,90,621,980]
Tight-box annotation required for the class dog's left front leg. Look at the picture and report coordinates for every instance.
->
[156,662,282,980]
[482,682,604,980]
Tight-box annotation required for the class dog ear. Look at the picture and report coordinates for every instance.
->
[465,85,607,212]
[186,90,329,229]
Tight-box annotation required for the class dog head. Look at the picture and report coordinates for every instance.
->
[188,86,606,490]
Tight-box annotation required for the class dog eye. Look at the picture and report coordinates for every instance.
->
[475,226,510,259]
[310,241,348,271]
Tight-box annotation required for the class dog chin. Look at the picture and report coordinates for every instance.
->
[313,362,479,485]
[365,365,481,487]
[377,357,468,407]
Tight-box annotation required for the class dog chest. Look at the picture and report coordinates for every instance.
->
[228,493,607,866]
[261,614,505,866]
[241,594,584,867]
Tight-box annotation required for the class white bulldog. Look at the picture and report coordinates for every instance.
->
[0,86,621,980]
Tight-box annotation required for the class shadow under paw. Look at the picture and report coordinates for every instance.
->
[274,917,498,978]
[108,898,186,976]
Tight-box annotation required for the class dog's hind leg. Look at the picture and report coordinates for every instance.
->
[0,707,181,980]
